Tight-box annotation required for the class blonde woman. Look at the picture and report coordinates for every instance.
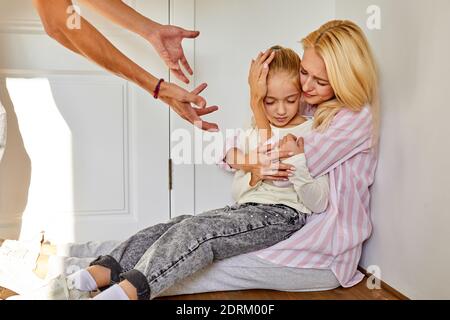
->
[235,19,380,289]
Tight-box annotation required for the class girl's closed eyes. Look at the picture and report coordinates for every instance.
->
[263,73,304,128]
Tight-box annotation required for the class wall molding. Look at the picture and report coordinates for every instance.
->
[0,71,132,218]
[0,0,137,36]
[0,19,43,34]
[0,19,135,35]
[0,69,108,77]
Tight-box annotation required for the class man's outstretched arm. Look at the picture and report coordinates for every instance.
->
[32,0,219,131]
[34,0,159,95]
[77,0,198,84]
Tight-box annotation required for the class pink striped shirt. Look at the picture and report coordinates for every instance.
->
[219,105,378,287]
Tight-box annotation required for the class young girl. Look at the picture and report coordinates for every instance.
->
[225,46,329,213]
[8,46,329,300]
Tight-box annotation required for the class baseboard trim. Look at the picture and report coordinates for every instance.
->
[358,266,409,300]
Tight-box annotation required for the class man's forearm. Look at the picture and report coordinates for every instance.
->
[77,0,159,38]
[33,0,159,94]
[65,18,159,93]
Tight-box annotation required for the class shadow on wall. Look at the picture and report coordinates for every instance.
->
[0,78,31,239]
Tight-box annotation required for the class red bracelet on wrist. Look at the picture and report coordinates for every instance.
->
[153,78,164,99]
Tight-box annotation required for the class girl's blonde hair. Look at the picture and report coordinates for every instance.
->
[250,45,302,129]
[302,20,380,145]
[267,45,302,92]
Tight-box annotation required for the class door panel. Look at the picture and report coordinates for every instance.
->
[0,0,171,242]
[169,0,196,218]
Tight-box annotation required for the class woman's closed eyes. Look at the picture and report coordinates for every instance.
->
[300,68,329,87]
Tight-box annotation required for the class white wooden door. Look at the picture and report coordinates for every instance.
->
[0,0,171,243]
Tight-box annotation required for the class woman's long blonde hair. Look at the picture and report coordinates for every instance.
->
[302,20,380,145]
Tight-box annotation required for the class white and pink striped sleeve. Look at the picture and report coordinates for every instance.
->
[304,106,373,178]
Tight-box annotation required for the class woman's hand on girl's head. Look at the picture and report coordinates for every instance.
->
[248,50,276,104]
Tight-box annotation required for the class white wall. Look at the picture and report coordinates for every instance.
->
[336,0,450,299]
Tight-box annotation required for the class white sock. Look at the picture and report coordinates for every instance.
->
[66,269,98,292]
[92,284,129,300]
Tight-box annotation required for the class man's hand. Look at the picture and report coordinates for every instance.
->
[32,0,218,131]
[74,0,198,84]
[158,82,219,132]
[147,24,199,84]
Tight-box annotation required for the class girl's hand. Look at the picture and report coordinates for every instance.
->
[248,50,276,105]
[276,134,304,159]
[246,143,297,186]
